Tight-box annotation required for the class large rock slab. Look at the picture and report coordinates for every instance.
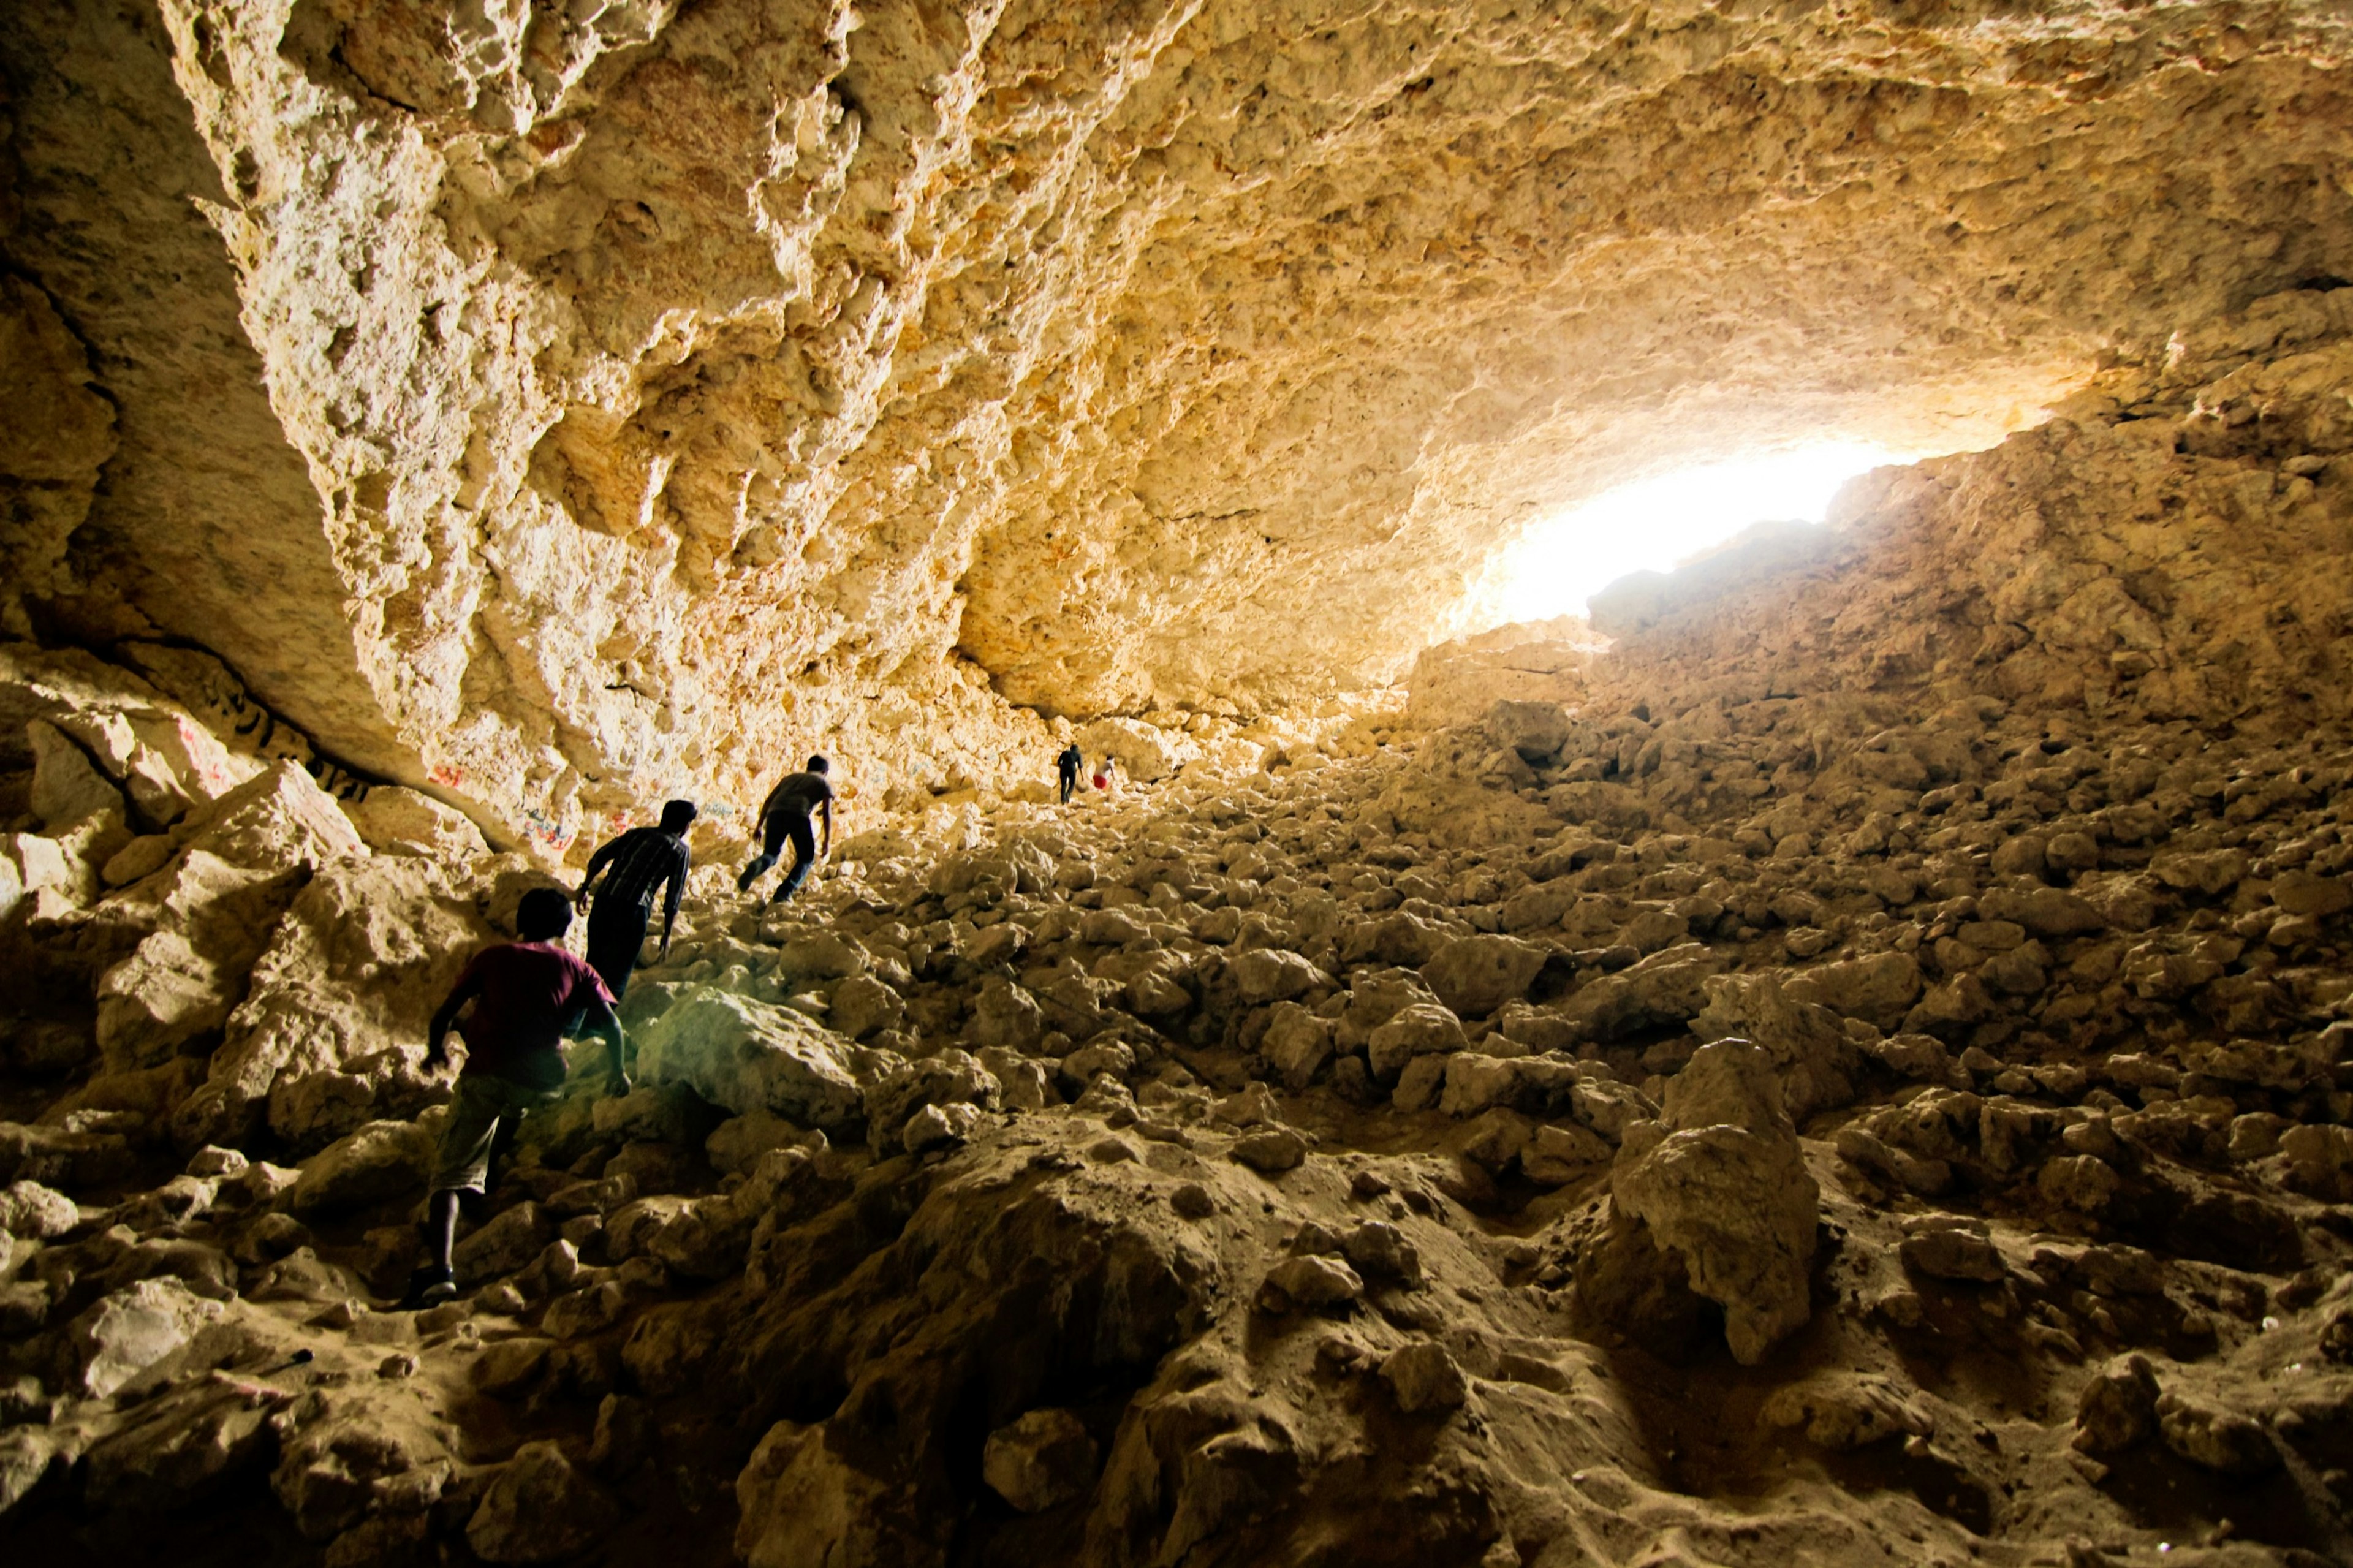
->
[1420,934,1563,1018]
[631,988,871,1132]
[173,857,493,1151]
[1607,1040,1820,1365]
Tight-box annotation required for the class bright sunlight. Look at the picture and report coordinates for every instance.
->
[1488,442,1905,623]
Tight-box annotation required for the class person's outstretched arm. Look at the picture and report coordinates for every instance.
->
[575,834,623,909]
[580,997,629,1095]
[657,840,686,958]
[424,973,484,1072]
[819,798,833,857]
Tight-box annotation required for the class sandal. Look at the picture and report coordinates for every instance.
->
[398,1265,458,1311]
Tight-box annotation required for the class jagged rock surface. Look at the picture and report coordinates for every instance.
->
[6,0,2351,846]
[15,361,2353,1561]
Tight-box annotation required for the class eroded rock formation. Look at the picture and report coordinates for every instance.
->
[13,281,2353,1557]
[9,0,2353,1564]
[7,0,2352,844]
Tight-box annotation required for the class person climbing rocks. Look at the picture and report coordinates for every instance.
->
[573,798,695,1001]
[739,755,834,904]
[1057,741,1084,805]
[1094,753,1116,792]
[404,887,629,1309]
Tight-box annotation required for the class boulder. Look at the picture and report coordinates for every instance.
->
[1073,716,1197,781]
[1899,1225,2004,1282]
[1381,1341,1469,1414]
[778,931,865,983]
[1976,885,2107,939]
[1522,1121,1615,1186]
[1335,968,1442,1053]
[903,1101,982,1153]
[468,1441,620,1564]
[1230,1127,1308,1173]
[2272,870,2353,918]
[1262,1003,1335,1089]
[1366,1002,1468,1082]
[1691,971,1861,1121]
[1781,952,1922,1029]
[0,1179,78,1238]
[455,1202,554,1281]
[1257,1254,1364,1312]
[285,1119,433,1218]
[69,1277,224,1398]
[1608,1039,1819,1365]
[734,1419,907,1568]
[982,1407,1099,1513]
[828,975,904,1041]
[971,980,1045,1052]
[2148,849,2247,898]
[2072,1354,2159,1455]
[1231,949,1328,1004]
[1333,1222,1417,1287]
[339,786,489,860]
[705,1111,806,1175]
[173,855,492,1150]
[1559,943,1725,1040]
[1421,934,1558,1018]
[2157,1396,2278,1476]
[85,1386,272,1510]
[1487,700,1573,763]
[631,988,868,1131]
[865,1051,999,1154]
[29,718,124,829]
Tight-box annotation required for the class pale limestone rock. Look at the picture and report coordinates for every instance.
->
[69,1277,224,1399]
[1263,1002,1334,1090]
[29,720,124,830]
[865,1052,998,1155]
[0,1179,79,1239]
[630,990,868,1131]
[1230,949,1328,1005]
[1257,1254,1363,1313]
[340,787,490,860]
[173,856,491,1150]
[284,1120,434,1218]
[1610,1040,1820,1365]
[1381,1342,1469,1414]
[1366,1002,1468,1083]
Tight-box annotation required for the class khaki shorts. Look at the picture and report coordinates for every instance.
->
[432,1074,561,1195]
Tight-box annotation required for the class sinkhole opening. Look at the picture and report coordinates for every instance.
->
[1482,441,1916,626]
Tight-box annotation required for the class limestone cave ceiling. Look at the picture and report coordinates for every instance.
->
[4,0,2349,840]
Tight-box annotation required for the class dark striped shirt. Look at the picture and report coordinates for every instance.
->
[583,827,689,924]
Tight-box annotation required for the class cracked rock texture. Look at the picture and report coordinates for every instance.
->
[6,0,2352,849]
[15,268,2353,1557]
[11,1,2353,1564]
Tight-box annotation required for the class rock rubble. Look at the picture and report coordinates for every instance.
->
[14,325,2353,1561]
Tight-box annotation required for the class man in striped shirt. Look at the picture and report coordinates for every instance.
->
[574,799,695,1000]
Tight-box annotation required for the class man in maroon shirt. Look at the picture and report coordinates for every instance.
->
[403,886,629,1308]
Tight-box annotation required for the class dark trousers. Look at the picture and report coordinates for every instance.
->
[1058,762,1078,804]
[738,809,817,902]
[585,900,650,1001]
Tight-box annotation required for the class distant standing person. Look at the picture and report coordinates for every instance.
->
[574,799,694,1001]
[739,756,834,904]
[405,887,627,1308]
[1094,753,1116,792]
[1056,741,1083,805]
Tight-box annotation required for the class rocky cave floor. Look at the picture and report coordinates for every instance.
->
[8,648,2353,1567]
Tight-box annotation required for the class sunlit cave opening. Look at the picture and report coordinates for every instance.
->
[1483,441,1922,626]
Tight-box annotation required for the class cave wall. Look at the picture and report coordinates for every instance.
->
[4,0,2350,849]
